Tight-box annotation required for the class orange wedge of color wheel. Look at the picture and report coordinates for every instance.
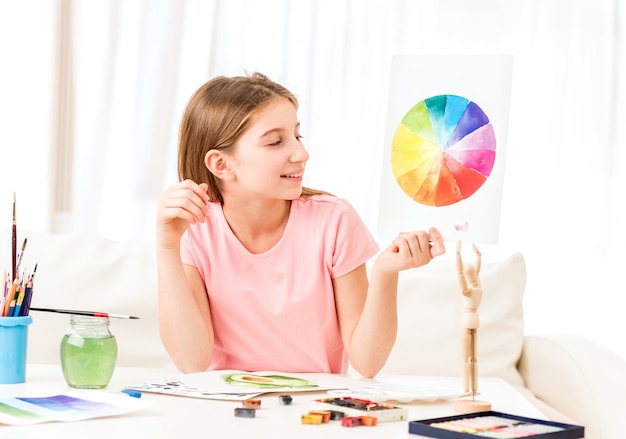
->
[391,94,496,207]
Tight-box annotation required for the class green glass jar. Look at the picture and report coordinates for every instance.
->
[60,315,118,389]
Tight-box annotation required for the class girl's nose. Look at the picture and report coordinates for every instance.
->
[291,139,309,162]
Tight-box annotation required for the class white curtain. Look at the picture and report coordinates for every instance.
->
[1,0,624,359]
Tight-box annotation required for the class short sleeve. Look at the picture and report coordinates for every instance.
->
[329,199,379,278]
[179,231,197,267]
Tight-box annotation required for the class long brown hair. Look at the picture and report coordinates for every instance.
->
[177,72,329,202]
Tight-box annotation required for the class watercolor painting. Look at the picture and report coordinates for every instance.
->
[0,391,149,425]
[378,55,513,244]
[391,94,496,207]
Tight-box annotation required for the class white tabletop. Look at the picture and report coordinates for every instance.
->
[0,364,546,439]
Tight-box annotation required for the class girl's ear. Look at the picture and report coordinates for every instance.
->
[205,150,233,179]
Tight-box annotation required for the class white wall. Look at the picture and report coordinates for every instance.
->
[1,1,624,363]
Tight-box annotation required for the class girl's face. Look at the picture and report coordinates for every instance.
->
[226,98,309,201]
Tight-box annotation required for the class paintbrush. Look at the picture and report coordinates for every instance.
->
[29,307,140,319]
[15,237,27,277]
[12,192,16,281]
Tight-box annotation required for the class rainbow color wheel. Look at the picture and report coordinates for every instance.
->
[391,94,496,207]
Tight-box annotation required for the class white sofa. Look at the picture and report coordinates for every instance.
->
[4,229,624,439]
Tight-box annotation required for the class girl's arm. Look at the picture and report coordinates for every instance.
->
[333,263,397,378]
[156,180,214,372]
[157,248,215,372]
[335,228,445,378]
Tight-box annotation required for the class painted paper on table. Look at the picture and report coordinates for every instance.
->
[0,389,151,426]
[378,55,513,244]
[124,370,350,401]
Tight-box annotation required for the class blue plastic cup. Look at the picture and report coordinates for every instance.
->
[0,316,33,384]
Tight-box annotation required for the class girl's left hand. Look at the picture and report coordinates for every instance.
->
[374,227,445,274]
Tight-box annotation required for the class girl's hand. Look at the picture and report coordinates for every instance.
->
[156,180,209,249]
[374,227,445,274]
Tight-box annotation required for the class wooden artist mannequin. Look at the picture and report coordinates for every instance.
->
[455,240,491,413]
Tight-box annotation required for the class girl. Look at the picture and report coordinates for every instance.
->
[156,72,445,378]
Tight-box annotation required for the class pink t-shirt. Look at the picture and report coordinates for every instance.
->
[180,194,379,373]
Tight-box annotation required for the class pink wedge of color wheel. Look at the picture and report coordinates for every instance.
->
[391,94,496,207]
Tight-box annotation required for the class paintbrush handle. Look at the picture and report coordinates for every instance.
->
[12,192,17,281]
[29,307,140,319]
[11,224,16,280]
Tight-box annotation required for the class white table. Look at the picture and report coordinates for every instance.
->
[0,364,547,439]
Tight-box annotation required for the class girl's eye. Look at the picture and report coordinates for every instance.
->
[267,135,303,146]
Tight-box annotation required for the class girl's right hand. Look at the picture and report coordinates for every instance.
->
[156,180,209,249]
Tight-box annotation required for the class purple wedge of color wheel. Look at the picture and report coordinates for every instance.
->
[444,101,490,149]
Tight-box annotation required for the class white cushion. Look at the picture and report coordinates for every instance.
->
[0,229,174,369]
[519,334,626,438]
[378,252,526,387]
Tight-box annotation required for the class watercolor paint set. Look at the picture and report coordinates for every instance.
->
[408,411,584,438]
[310,396,408,422]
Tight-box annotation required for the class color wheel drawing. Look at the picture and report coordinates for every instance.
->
[391,94,496,207]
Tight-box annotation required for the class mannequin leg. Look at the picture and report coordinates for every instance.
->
[455,329,491,414]
[461,330,472,393]
[469,329,477,396]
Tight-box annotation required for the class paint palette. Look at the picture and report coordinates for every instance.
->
[408,410,584,438]
[310,397,408,423]
[391,94,496,207]
[326,385,459,403]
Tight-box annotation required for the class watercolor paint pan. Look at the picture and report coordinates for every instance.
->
[408,410,584,439]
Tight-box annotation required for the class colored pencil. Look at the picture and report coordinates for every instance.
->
[29,307,140,319]
[21,264,36,315]
[1,270,6,313]
[3,278,18,316]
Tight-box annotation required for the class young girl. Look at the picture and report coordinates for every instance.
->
[156,72,445,378]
